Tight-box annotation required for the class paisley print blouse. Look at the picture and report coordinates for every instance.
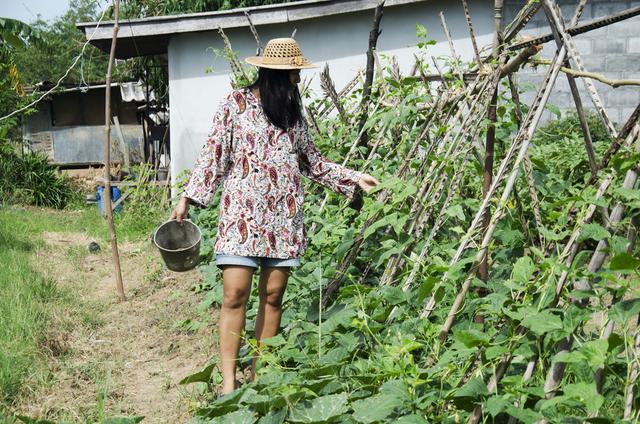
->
[182,87,363,259]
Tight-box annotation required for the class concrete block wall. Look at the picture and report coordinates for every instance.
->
[504,0,640,126]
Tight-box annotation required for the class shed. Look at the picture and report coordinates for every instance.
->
[22,81,150,167]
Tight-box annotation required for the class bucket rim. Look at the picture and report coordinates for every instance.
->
[153,219,202,253]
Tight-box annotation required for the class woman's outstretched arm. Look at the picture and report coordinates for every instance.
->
[296,118,368,200]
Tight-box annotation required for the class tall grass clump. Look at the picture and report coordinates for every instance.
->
[0,210,62,405]
[0,142,80,209]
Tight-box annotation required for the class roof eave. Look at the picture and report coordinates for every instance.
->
[78,0,425,58]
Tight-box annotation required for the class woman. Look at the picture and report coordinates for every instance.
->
[171,37,379,395]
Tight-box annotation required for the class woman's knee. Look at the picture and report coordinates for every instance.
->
[260,274,288,307]
[221,266,254,309]
[223,286,251,309]
[263,288,285,308]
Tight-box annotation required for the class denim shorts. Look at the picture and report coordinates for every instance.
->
[215,253,301,270]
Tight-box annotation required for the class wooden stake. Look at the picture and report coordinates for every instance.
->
[356,0,385,152]
[319,64,347,124]
[439,12,465,82]
[543,1,598,176]
[461,0,482,66]
[476,0,503,321]
[625,326,640,419]
[104,0,125,303]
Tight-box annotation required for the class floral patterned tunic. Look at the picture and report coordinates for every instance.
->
[182,87,363,259]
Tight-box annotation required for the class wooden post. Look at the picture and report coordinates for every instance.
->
[475,0,503,322]
[104,0,126,303]
[356,0,385,152]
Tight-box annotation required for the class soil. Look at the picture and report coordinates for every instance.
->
[14,231,219,423]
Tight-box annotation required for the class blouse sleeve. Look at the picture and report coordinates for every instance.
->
[297,118,363,200]
[183,94,235,207]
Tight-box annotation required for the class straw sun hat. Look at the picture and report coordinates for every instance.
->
[245,37,319,70]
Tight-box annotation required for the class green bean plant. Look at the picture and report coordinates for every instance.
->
[180,25,640,424]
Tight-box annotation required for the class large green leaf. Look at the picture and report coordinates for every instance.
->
[564,382,604,414]
[179,363,216,384]
[455,377,489,398]
[364,213,397,239]
[288,393,348,423]
[453,329,491,348]
[257,409,286,424]
[579,340,608,370]
[608,298,640,323]
[521,310,563,336]
[578,223,610,242]
[381,285,406,305]
[210,410,256,424]
[511,256,534,284]
[609,252,640,271]
[352,394,403,423]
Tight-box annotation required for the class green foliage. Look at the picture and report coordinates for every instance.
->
[182,24,639,424]
[0,145,80,209]
[530,111,612,187]
[11,0,119,87]
[114,163,168,239]
[118,0,295,18]
[0,208,68,404]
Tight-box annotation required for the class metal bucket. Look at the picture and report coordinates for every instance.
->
[153,219,202,272]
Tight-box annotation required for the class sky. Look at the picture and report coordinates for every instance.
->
[0,0,70,23]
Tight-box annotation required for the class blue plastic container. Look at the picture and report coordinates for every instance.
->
[97,185,123,214]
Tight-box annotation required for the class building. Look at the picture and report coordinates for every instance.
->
[22,81,150,168]
[77,0,640,191]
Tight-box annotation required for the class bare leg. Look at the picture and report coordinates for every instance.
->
[250,266,290,380]
[219,265,254,395]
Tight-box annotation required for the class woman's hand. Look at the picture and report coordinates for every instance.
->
[358,173,380,193]
[170,196,191,223]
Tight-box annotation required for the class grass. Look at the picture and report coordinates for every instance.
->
[0,208,65,406]
[0,201,170,411]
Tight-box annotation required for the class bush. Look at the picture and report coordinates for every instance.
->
[0,143,80,209]
[530,111,612,186]
[114,163,169,239]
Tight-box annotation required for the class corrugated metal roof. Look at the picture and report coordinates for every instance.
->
[77,0,426,58]
[27,81,154,102]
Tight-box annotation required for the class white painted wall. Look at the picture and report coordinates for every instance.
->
[168,0,495,192]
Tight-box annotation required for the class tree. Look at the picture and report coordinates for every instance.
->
[117,0,294,18]
[13,0,120,86]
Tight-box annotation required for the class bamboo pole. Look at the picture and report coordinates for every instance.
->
[503,0,542,44]
[468,122,639,423]
[533,0,619,139]
[104,0,125,303]
[422,40,567,320]
[477,0,502,309]
[625,326,640,419]
[439,12,465,82]
[542,1,598,176]
[508,74,545,249]
[461,0,482,67]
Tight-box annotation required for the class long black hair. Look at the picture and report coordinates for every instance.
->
[244,67,303,131]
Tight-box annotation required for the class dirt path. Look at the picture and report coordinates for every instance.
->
[15,231,219,423]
